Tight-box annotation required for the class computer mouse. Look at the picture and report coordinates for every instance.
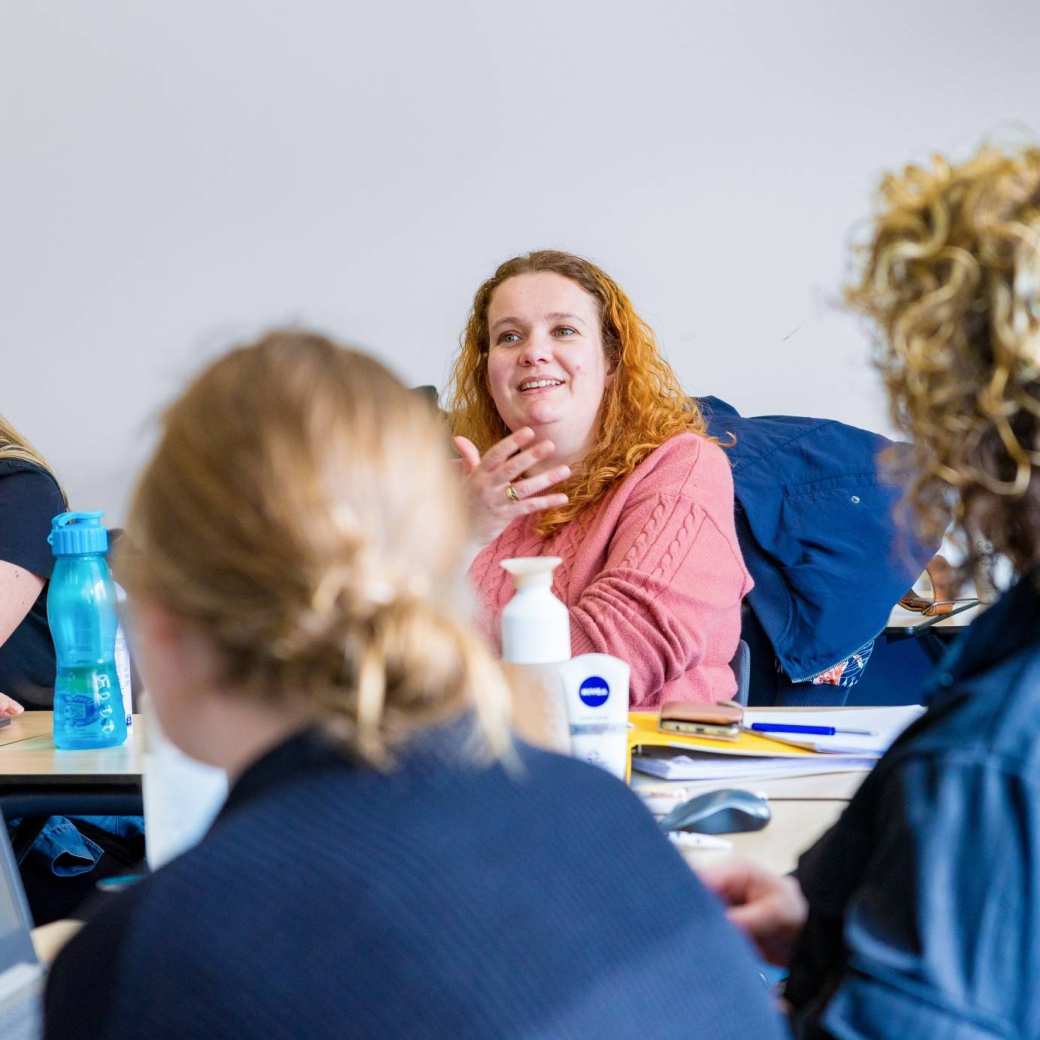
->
[658,788,771,835]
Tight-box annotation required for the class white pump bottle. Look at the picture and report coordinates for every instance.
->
[499,557,571,752]
[500,556,632,778]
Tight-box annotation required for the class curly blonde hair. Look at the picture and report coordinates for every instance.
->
[446,250,708,535]
[847,144,1040,576]
[118,331,513,766]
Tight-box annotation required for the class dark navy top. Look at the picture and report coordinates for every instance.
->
[787,570,1040,1037]
[0,459,64,707]
[45,728,787,1039]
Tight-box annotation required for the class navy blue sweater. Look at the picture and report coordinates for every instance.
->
[45,727,785,1039]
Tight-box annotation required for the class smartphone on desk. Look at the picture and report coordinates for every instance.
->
[659,700,743,740]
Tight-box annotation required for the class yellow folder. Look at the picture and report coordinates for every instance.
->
[626,710,820,783]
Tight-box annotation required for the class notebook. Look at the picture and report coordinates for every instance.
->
[631,746,878,781]
[0,825,43,1040]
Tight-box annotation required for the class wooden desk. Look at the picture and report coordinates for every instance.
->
[638,773,862,876]
[0,712,143,784]
[635,707,873,875]
[0,711,857,874]
[0,713,144,820]
[687,800,848,875]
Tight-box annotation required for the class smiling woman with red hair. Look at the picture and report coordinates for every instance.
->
[447,250,751,706]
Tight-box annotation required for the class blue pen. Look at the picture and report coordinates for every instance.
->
[749,723,875,737]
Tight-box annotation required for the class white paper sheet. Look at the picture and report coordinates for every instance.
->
[743,705,926,754]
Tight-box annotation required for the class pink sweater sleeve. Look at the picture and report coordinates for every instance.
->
[568,438,750,707]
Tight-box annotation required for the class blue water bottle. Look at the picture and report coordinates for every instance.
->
[47,512,129,749]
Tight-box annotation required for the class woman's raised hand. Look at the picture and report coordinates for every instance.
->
[453,427,571,545]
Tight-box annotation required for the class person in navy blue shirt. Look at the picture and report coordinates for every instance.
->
[44,331,786,1040]
[702,143,1040,1037]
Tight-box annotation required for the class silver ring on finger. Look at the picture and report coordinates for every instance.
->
[505,483,521,503]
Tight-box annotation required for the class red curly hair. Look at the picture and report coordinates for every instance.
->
[446,250,710,535]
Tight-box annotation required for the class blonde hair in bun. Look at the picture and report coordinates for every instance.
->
[118,330,512,764]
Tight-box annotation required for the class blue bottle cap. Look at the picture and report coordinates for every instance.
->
[48,511,109,556]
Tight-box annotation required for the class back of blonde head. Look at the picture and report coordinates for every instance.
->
[119,330,512,764]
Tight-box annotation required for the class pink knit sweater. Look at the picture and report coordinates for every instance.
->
[469,433,753,707]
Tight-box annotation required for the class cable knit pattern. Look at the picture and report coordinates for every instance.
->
[470,434,753,706]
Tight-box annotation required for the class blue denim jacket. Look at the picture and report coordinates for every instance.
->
[15,816,143,877]
[787,569,1040,1037]
[698,397,936,681]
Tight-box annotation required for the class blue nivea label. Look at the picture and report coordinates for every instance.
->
[578,675,610,708]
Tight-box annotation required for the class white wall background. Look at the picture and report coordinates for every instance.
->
[3,0,1039,520]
